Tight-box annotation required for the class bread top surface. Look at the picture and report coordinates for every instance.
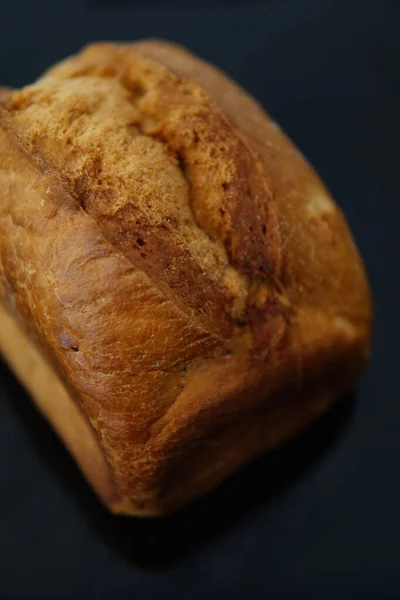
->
[0,41,371,507]
[3,44,286,331]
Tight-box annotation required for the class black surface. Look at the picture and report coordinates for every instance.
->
[0,1,399,598]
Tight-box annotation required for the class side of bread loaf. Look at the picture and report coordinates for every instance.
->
[0,41,371,515]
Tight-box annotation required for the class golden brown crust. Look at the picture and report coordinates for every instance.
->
[0,88,10,100]
[0,303,122,510]
[0,41,372,515]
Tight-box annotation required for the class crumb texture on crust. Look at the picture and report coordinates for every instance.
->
[7,44,282,326]
[0,41,372,515]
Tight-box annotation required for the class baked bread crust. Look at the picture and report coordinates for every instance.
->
[0,41,371,515]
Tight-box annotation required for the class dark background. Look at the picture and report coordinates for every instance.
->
[0,0,399,598]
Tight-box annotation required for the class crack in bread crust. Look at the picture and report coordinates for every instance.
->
[7,43,282,329]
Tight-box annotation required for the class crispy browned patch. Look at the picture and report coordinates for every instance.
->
[7,44,282,333]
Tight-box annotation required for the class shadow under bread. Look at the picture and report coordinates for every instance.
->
[0,358,355,569]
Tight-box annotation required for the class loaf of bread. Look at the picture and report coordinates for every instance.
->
[0,41,372,515]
